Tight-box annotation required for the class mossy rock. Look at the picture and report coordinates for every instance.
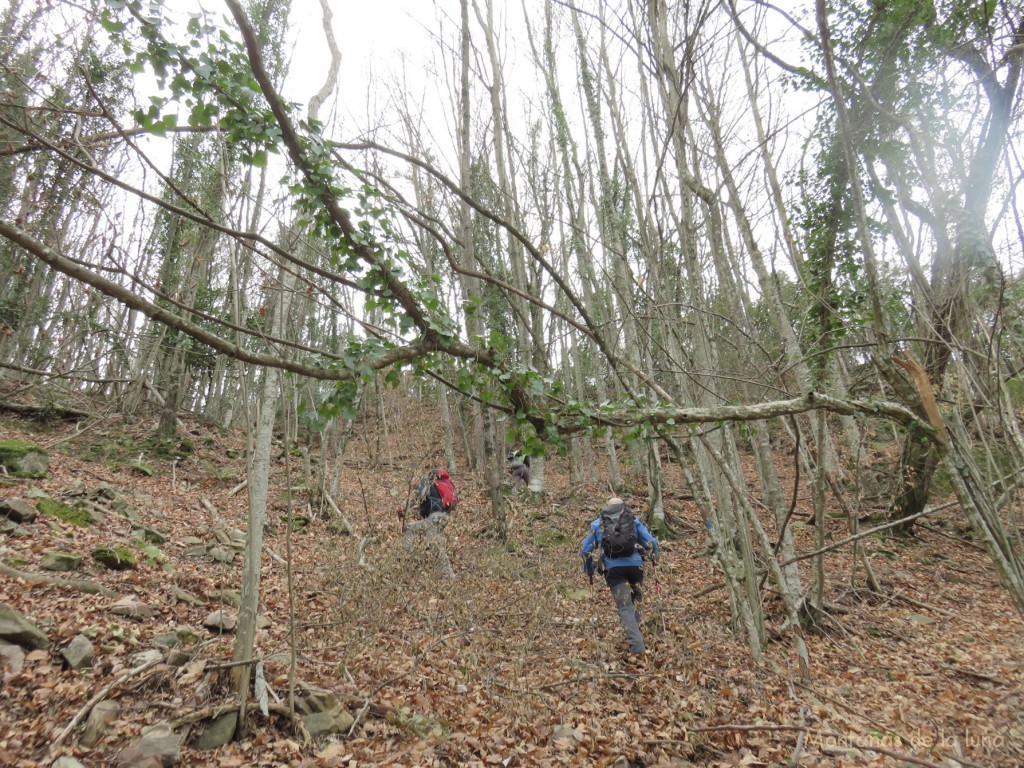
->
[130,459,155,477]
[91,546,136,570]
[206,465,236,481]
[0,440,49,478]
[327,521,351,536]
[154,627,201,649]
[38,498,92,527]
[140,436,192,460]
[285,514,311,532]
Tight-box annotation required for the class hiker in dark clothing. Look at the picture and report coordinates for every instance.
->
[580,497,660,654]
[507,449,530,493]
[402,468,457,579]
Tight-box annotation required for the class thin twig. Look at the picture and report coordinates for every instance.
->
[691,501,958,598]
[846,741,949,768]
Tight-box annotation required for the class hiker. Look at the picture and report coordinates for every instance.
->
[401,468,458,580]
[580,497,660,655]
[507,448,530,493]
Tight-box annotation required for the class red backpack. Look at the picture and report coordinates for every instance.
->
[432,468,458,511]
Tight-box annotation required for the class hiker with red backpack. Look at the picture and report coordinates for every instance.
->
[401,468,458,580]
[580,497,660,655]
[507,448,530,494]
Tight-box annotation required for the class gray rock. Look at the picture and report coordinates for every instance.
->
[0,498,37,523]
[169,586,206,606]
[184,544,208,559]
[203,610,237,633]
[191,711,237,750]
[0,639,26,673]
[129,649,164,667]
[179,537,204,547]
[209,589,241,607]
[208,546,235,564]
[152,632,180,649]
[118,507,141,523]
[0,603,50,650]
[82,699,120,747]
[109,596,157,620]
[0,519,29,537]
[40,551,82,572]
[132,526,167,544]
[298,689,341,716]
[116,723,181,767]
[302,709,354,739]
[51,758,88,768]
[61,634,95,671]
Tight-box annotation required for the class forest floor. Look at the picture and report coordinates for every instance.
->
[0,388,1022,767]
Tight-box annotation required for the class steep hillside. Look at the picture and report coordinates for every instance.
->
[1,392,1022,767]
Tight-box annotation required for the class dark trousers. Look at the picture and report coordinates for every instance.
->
[605,565,645,653]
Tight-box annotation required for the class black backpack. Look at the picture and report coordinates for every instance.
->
[600,502,638,558]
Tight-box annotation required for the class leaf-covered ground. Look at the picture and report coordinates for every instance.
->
[1,391,1022,767]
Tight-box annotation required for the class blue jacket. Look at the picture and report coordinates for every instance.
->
[581,514,659,574]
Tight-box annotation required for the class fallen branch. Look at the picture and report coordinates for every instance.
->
[0,562,115,597]
[539,672,653,691]
[941,664,1007,685]
[169,702,238,730]
[167,701,309,748]
[357,535,378,568]
[227,479,248,497]
[0,399,93,421]
[51,655,164,752]
[891,593,954,617]
[324,492,355,533]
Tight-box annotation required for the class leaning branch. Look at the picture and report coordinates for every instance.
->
[594,392,932,433]
[0,219,466,380]
[0,562,115,597]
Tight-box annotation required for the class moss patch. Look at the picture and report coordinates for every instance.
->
[534,527,569,549]
[92,546,137,570]
[37,498,92,526]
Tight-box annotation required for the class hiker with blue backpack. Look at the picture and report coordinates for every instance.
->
[581,497,660,655]
[401,468,458,580]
